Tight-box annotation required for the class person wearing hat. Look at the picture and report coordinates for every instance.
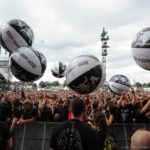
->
[17,99,38,126]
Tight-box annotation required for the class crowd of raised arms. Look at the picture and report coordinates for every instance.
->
[0,88,150,132]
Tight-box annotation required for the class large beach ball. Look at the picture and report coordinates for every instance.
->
[109,74,131,95]
[0,68,9,83]
[9,47,46,82]
[51,62,66,78]
[0,73,6,85]
[65,54,105,94]
[131,27,150,70]
[0,19,34,53]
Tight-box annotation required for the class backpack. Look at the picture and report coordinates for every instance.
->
[57,121,83,150]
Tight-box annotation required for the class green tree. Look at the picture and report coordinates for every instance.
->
[45,81,51,87]
[135,82,142,88]
[63,80,67,87]
[33,83,37,89]
[147,82,150,87]
[51,81,60,87]
[142,83,148,88]
[39,81,46,88]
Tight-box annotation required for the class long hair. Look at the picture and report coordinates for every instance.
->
[93,111,107,131]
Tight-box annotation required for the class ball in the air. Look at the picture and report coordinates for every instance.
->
[9,47,46,82]
[0,68,9,84]
[0,73,7,85]
[131,27,150,70]
[65,54,105,94]
[51,62,66,78]
[109,74,131,95]
[0,19,34,53]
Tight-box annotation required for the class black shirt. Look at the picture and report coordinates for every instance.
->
[132,103,150,123]
[96,130,116,150]
[0,121,12,150]
[58,105,68,121]
[0,101,12,121]
[40,107,53,122]
[21,106,38,120]
[50,119,98,150]
[117,104,134,123]
[96,130,106,150]
[12,108,22,118]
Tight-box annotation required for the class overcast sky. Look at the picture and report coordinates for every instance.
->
[0,0,150,84]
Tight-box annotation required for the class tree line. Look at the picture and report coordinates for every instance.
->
[134,82,150,88]
[2,80,64,91]
[2,81,150,91]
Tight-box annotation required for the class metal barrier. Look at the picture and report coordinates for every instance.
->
[12,123,150,150]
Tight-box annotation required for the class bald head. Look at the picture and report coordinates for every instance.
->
[131,129,150,150]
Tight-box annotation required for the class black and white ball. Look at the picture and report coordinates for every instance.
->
[0,73,6,85]
[51,62,66,78]
[9,47,46,82]
[131,27,150,70]
[109,74,131,95]
[0,68,9,84]
[0,19,34,53]
[65,54,105,94]
[0,74,6,85]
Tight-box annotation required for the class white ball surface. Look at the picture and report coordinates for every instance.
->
[109,74,131,95]
[131,27,150,70]
[66,54,105,94]
[51,62,66,78]
[9,47,46,82]
[0,19,34,53]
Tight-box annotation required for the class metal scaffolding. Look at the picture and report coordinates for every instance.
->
[100,28,109,90]
[0,48,12,81]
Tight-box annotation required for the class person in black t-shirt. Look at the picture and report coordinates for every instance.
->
[0,100,12,123]
[57,101,68,121]
[134,99,150,123]
[39,100,53,122]
[50,98,98,150]
[10,99,22,132]
[117,89,150,123]
[17,100,38,126]
[116,92,134,123]
[89,111,117,150]
[104,101,116,126]
[0,121,13,150]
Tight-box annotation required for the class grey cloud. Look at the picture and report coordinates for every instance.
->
[0,0,150,83]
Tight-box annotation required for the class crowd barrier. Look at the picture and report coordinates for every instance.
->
[12,122,150,150]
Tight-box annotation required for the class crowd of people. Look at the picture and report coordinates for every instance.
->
[50,96,150,150]
[0,88,150,131]
[0,88,150,149]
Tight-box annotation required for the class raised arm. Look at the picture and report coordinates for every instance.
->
[117,92,125,108]
[140,99,150,114]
